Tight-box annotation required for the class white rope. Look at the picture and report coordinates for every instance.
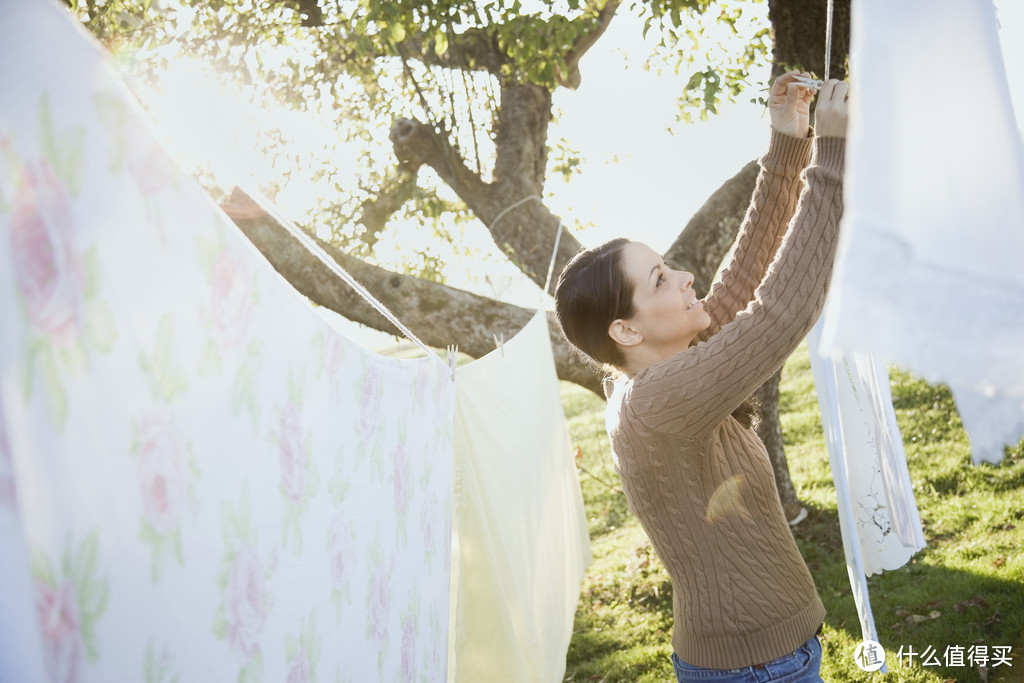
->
[824,0,834,81]
[240,187,445,367]
[543,220,565,295]
[489,193,567,295]
[489,194,541,233]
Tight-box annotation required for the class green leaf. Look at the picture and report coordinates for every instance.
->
[387,21,406,43]
[212,606,228,639]
[86,299,118,354]
[40,347,68,430]
[58,126,85,197]
[173,529,184,565]
[195,236,218,279]
[143,641,157,683]
[219,499,238,547]
[74,531,99,590]
[139,521,158,545]
[199,339,221,377]
[39,96,59,174]
[30,548,56,586]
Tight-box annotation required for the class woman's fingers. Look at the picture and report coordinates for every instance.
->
[772,70,811,97]
[813,79,850,138]
[820,79,849,102]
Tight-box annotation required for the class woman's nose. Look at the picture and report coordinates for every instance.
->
[678,270,695,289]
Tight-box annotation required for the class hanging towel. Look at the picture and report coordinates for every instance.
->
[0,2,455,681]
[807,320,925,656]
[819,0,1024,464]
[449,310,592,683]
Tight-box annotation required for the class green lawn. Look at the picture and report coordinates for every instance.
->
[562,343,1024,682]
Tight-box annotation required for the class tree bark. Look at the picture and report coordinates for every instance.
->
[387,84,583,294]
[768,0,851,82]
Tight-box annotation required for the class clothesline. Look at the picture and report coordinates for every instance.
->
[234,188,567,364]
[488,193,568,298]
[238,186,457,375]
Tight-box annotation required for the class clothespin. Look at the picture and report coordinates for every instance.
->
[493,333,505,357]
[792,75,824,90]
[446,345,458,382]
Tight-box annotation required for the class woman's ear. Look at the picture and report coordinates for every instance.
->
[608,319,643,348]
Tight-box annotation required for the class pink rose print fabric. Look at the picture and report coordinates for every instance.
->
[0,3,455,682]
[10,161,85,345]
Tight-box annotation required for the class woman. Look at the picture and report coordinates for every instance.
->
[554,72,848,682]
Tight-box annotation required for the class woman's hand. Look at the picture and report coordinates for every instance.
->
[768,71,815,138]
[813,79,849,138]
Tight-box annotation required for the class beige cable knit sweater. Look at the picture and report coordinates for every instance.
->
[605,130,845,670]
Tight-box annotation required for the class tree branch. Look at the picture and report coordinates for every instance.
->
[387,112,584,294]
[222,189,602,393]
[556,0,621,90]
[397,27,508,76]
[355,168,419,248]
[389,117,486,195]
[662,160,759,296]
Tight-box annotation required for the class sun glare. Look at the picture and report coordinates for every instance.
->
[127,54,357,220]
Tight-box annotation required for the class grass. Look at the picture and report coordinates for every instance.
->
[562,343,1024,682]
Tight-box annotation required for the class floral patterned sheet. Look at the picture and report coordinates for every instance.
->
[0,2,455,681]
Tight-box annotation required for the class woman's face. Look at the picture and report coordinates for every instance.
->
[617,241,711,359]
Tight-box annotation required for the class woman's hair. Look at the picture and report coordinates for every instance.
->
[554,237,634,369]
[554,237,759,430]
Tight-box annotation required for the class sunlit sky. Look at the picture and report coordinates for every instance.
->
[130,0,1024,345]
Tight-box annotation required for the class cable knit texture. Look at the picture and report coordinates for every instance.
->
[605,130,845,670]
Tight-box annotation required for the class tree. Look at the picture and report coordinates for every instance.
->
[70,0,850,514]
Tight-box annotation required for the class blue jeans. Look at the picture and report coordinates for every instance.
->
[672,636,823,683]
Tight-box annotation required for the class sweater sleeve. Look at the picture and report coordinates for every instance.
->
[629,137,845,437]
[695,129,814,343]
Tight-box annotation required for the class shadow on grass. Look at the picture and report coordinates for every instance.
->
[796,505,1023,683]
[565,504,1023,683]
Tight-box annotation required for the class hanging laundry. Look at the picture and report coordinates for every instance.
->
[819,0,1024,464]
[807,321,925,658]
[449,310,592,683]
[0,2,455,682]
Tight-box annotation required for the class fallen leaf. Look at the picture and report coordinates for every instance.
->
[992,557,1006,568]
[929,610,942,619]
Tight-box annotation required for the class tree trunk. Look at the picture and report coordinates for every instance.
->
[755,369,801,512]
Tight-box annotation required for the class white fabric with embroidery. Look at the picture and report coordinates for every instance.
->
[449,310,592,683]
[0,3,455,681]
[819,0,1024,463]
[807,321,925,655]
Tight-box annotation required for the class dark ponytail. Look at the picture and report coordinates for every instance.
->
[554,238,634,370]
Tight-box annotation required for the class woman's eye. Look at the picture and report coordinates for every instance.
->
[656,275,665,287]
